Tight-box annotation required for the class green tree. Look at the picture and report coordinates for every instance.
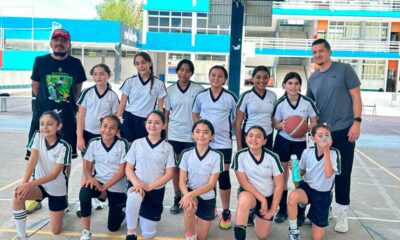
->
[96,0,142,28]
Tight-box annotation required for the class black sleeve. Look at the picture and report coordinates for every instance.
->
[75,59,87,84]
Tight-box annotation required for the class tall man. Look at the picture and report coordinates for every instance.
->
[25,29,86,212]
[306,39,362,233]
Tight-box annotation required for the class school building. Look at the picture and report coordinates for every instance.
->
[1,1,400,98]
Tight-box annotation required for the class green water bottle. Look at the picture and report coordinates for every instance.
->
[291,154,301,182]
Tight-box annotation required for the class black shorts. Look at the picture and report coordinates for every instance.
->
[216,148,232,164]
[82,130,100,156]
[273,134,306,162]
[120,111,147,142]
[196,197,216,221]
[298,181,332,228]
[139,187,166,222]
[241,129,274,151]
[168,140,195,155]
[38,185,68,212]
[254,195,274,221]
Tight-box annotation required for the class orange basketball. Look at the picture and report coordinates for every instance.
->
[284,115,308,138]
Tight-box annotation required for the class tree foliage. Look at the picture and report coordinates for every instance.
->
[96,0,142,28]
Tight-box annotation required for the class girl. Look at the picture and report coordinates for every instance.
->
[117,52,167,143]
[79,115,128,240]
[287,124,340,240]
[232,126,284,240]
[76,63,119,214]
[178,120,223,240]
[165,59,204,214]
[236,66,277,151]
[124,111,175,240]
[13,111,71,239]
[272,72,318,224]
[192,65,237,229]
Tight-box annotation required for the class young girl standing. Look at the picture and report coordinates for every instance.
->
[117,52,167,143]
[178,120,223,240]
[165,59,204,214]
[236,66,277,151]
[13,111,71,239]
[232,126,284,240]
[124,111,175,240]
[192,65,237,229]
[79,115,128,240]
[272,72,319,224]
[76,63,119,214]
[287,124,340,240]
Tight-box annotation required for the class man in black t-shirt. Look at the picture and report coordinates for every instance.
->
[26,29,86,161]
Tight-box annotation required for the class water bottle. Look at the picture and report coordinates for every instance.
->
[291,154,301,182]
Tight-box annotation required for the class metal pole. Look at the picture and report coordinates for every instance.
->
[228,0,244,96]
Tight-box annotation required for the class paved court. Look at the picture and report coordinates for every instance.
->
[0,99,399,239]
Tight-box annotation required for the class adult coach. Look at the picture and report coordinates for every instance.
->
[306,39,362,233]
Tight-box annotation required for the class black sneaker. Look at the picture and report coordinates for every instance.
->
[274,211,288,223]
[125,234,137,240]
[247,209,255,226]
[170,196,182,214]
[219,209,232,229]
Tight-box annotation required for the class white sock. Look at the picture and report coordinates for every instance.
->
[338,204,347,212]
[288,219,298,230]
[13,209,27,238]
[126,191,143,231]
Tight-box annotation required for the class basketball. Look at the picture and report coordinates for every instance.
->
[284,115,308,138]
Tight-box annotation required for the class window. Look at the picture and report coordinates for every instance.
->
[361,60,385,81]
[147,11,192,33]
[364,22,388,41]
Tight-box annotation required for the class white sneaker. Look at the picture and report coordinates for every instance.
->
[80,229,91,240]
[92,198,104,210]
[334,209,348,233]
[16,234,28,240]
[288,228,301,240]
[185,234,197,240]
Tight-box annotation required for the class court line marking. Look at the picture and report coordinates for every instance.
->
[0,179,21,192]
[0,229,184,239]
[356,148,400,182]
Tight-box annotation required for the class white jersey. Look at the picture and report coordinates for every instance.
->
[84,137,129,193]
[192,88,237,149]
[237,88,277,135]
[77,86,119,134]
[27,131,71,196]
[232,148,283,197]
[273,94,319,141]
[300,147,341,192]
[165,81,205,142]
[120,75,167,117]
[178,147,223,200]
[125,137,175,189]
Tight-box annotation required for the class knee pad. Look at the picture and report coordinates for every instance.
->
[234,225,246,240]
[219,171,231,190]
[139,216,157,239]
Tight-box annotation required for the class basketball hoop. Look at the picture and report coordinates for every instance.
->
[233,0,245,8]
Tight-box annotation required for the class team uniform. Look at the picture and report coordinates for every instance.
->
[165,81,204,154]
[237,88,277,150]
[178,147,224,220]
[79,137,128,231]
[232,148,283,220]
[124,137,175,238]
[119,75,167,142]
[77,85,119,145]
[272,94,319,161]
[26,131,71,211]
[27,54,86,159]
[192,88,237,163]
[298,147,341,227]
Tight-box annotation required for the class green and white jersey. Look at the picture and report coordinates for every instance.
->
[300,147,341,192]
[165,81,204,142]
[84,137,129,193]
[27,131,71,196]
[178,147,223,200]
[232,148,283,197]
[124,137,175,189]
[272,94,319,141]
[237,88,277,135]
[77,86,119,134]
